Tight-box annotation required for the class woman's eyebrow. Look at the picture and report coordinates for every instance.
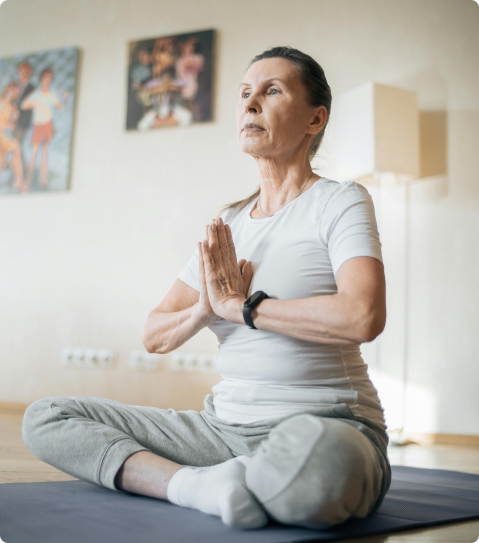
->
[239,78,286,89]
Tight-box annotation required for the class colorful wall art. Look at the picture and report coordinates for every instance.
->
[0,46,79,194]
[126,29,215,131]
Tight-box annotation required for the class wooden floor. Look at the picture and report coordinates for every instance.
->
[1,407,479,542]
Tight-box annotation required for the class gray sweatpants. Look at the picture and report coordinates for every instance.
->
[22,393,391,528]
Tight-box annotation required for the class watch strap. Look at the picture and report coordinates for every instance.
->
[243,291,270,329]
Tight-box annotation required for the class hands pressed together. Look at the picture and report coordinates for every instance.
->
[197,217,253,325]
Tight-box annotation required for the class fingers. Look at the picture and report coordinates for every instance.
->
[237,258,253,298]
[243,260,252,277]
[224,222,238,264]
[207,222,226,274]
[198,242,208,305]
[243,262,253,295]
[199,241,215,311]
[241,261,252,280]
[198,241,206,288]
[214,218,231,265]
[201,239,218,280]
[212,217,238,273]
[205,219,249,287]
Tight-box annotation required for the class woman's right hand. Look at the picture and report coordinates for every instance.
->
[195,220,253,325]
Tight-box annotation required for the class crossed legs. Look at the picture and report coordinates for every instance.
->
[22,396,384,530]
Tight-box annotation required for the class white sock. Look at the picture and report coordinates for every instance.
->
[166,456,268,529]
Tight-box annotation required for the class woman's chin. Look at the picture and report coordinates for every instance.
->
[239,141,270,157]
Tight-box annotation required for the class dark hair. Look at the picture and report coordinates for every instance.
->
[18,62,32,74]
[218,46,332,218]
[40,68,53,80]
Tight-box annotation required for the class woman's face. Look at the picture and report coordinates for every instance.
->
[236,57,325,160]
[41,73,53,87]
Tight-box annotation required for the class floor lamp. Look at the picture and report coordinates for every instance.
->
[333,81,420,439]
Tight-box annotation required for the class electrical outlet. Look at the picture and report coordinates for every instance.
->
[73,348,85,366]
[129,351,142,369]
[169,351,216,373]
[61,348,115,368]
[198,354,216,372]
[170,351,187,371]
[61,348,74,366]
[185,353,200,372]
[128,350,161,370]
[85,349,98,367]
[144,353,161,369]
[97,349,114,367]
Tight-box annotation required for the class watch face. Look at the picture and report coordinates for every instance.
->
[247,291,263,306]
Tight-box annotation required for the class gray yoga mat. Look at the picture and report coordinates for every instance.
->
[1,466,479,543]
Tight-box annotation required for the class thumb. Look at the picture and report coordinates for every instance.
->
[242,261,253,288]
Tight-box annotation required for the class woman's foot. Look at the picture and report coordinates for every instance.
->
[166,456,268,529]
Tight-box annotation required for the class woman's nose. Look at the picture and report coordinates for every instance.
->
[244,95,260,114]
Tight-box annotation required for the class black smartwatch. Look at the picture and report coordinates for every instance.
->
[243,290,270,329]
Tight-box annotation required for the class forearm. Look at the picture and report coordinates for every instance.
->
[230,293,380,345]
[142,302,214,354]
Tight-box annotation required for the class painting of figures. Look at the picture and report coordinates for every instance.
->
[0,47,79,195]
[126,29,215,131]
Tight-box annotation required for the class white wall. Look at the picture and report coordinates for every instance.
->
[0,0,478,433]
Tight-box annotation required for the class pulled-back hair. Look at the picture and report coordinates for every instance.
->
[40,68,53,80]
[218,46,332,218]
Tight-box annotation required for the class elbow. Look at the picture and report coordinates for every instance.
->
[354,306,386,344]
[141,324,169,355]
[141,330,155,353]
[359,321,384,344]
[142,335,168,355]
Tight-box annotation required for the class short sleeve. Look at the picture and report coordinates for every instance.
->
[27,91,39,103]
[178,244,200,292]
[319,182,382,276]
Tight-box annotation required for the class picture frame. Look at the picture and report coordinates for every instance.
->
[126,29,215,131]
[0,46,79,194]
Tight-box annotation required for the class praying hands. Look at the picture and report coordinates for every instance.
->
[198,217,253,325]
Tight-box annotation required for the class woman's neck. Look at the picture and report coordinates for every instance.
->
[253,153,316,214]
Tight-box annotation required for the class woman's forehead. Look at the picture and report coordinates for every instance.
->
[242,57,298,86]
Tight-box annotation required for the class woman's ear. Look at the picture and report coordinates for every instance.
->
[308,105,328,135]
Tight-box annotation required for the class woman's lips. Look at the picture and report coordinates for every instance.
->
[243,123,265,132]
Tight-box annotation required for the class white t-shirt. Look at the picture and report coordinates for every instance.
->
[178,178,387,429]
[27,90,58,125]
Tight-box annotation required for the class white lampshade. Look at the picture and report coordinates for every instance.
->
[333,82,420,185]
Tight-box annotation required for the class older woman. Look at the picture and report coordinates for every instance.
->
[22,47,390,530]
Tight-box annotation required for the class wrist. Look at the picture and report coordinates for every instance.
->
[224,296,247,325]
[191,303,219,327]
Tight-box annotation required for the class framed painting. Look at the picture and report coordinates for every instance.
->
[0,46,79,194]
[126,29,215,131]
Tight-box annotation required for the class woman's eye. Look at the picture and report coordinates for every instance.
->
[242,88,278,98]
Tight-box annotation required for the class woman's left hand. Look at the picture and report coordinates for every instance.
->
[199,217,253,324]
